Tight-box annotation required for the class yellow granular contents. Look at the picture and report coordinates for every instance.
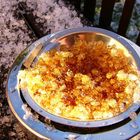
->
[18,40,140,120]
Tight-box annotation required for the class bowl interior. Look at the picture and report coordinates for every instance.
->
[54,32,129,52]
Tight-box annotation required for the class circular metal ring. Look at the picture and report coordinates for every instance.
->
[7,27,140,139]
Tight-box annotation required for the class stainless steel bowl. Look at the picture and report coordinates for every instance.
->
[21,27,140,127]
[7,27,140,139]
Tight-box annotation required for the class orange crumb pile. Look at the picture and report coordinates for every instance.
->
[18,40,140,120]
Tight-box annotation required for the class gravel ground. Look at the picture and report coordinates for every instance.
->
[0,0,82,139]
[0,0,139,140]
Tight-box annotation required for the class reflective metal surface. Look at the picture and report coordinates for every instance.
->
[23,43,43,68]
[7,27,140,139]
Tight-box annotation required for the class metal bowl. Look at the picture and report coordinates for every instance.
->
[7,27,140,139]
[21,27,140,128]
